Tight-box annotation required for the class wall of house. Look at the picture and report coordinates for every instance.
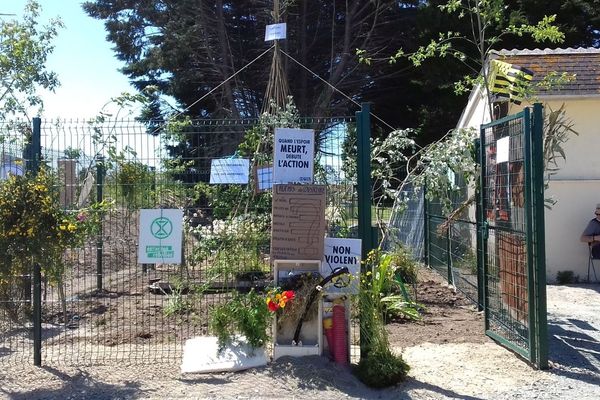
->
[543,98,600,282]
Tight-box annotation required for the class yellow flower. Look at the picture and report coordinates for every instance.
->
[67,223,77,232]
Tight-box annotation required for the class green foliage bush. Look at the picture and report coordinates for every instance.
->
[209,289,271,353]
[355,249,411,387]
[354,347,410,388]
[556,270,579,285]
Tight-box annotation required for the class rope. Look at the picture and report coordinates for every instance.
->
[279,48,399,134]
[150,44,276,135]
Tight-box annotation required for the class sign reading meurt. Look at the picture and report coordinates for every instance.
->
[273,128,314,184]
[138,209,183,264]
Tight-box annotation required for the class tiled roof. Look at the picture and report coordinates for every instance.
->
[489,47,600,96]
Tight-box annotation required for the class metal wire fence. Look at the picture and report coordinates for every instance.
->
[0,116,360,365]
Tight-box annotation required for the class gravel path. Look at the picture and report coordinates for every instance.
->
[1,283,598,399]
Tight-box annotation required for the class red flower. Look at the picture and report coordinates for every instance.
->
[267,299,278,312]
[282,290,295,301]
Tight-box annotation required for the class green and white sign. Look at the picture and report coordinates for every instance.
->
[138,209,183,264]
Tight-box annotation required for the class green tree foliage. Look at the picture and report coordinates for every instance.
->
[0,0,63,119]
[83,1,599,146]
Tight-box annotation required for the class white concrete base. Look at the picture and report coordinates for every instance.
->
[180,336,267,374]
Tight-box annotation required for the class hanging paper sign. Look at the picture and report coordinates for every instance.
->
[255,164,273,192]
[265,23,287,41]
[138,209,183,264]
[273,128,314,184]
[210,158,250,184]
[321,238,361,295]
[496,137,510,163]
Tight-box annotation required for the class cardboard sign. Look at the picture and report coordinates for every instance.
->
[265,23,287,41]
[273,128,314,184]
[321,238,361,295]
[138,209,183,264]
[271,184,326,260]
[255,164,273,192]
[210,158,249,184]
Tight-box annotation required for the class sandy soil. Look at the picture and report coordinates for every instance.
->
[6,266,597,399]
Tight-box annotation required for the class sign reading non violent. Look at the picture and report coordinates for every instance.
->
[321,238,361,294]
[271,184,326,260]
[138,209,183,264]
[210,158,250,184]
[273,128,314,184]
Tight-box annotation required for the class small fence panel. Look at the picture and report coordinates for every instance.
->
[479,105,547,368]
[0,116,359,365]
[424,177,480,305]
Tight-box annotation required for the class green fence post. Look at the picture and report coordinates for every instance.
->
[96,157,105,291]
[356,103,373,358]
[32,263,42,366]
[30,118,42,366]
[446,223,452,284]
[474,138,484,311]
[423,183,429,266]
[356,103,374,259]
[532,102,548,369]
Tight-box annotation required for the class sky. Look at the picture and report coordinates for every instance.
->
[10,0,135,119]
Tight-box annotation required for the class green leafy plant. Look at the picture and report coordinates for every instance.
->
[555,270,579,285]
[0,168,109,321]
[209,289,271,353]
[355,249,411,387]
[354,346,410,389]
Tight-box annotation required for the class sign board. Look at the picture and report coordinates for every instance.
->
[271,184,326,260]
[496,136,510,163]
[210,158,249,184]
[265,23,287,41]
[273,128,314,184]
[138,209,183,264]
[255,164,273,192]
[321,238,361,294]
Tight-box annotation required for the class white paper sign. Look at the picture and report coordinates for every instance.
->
[496,136,510,163]
[321,238,362,294]
[265,23,287,41]
[210,158,249,184]
[273,128,314,184]
[256,165,273,191]
[138,209,183,264]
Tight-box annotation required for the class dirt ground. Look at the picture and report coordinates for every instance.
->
[0,265,528,400]
[386,267,487,348]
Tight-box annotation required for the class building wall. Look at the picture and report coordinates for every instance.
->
[543,98,600,282]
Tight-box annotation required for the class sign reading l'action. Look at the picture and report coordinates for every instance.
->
[273,128,314,184]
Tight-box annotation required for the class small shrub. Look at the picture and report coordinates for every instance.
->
[354,347,410,388]
[390,245,418,284]
[209,289,271,353]
[556,270,579,284]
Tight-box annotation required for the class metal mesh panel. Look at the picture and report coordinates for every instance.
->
[0,120,33,365]
[481,114,530,354]
[1,116,358,365]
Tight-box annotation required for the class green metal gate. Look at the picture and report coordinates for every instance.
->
[478,103,548,369]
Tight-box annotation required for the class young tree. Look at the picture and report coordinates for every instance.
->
[0,0,63,120]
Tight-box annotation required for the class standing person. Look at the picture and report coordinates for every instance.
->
[580,204,600,259]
